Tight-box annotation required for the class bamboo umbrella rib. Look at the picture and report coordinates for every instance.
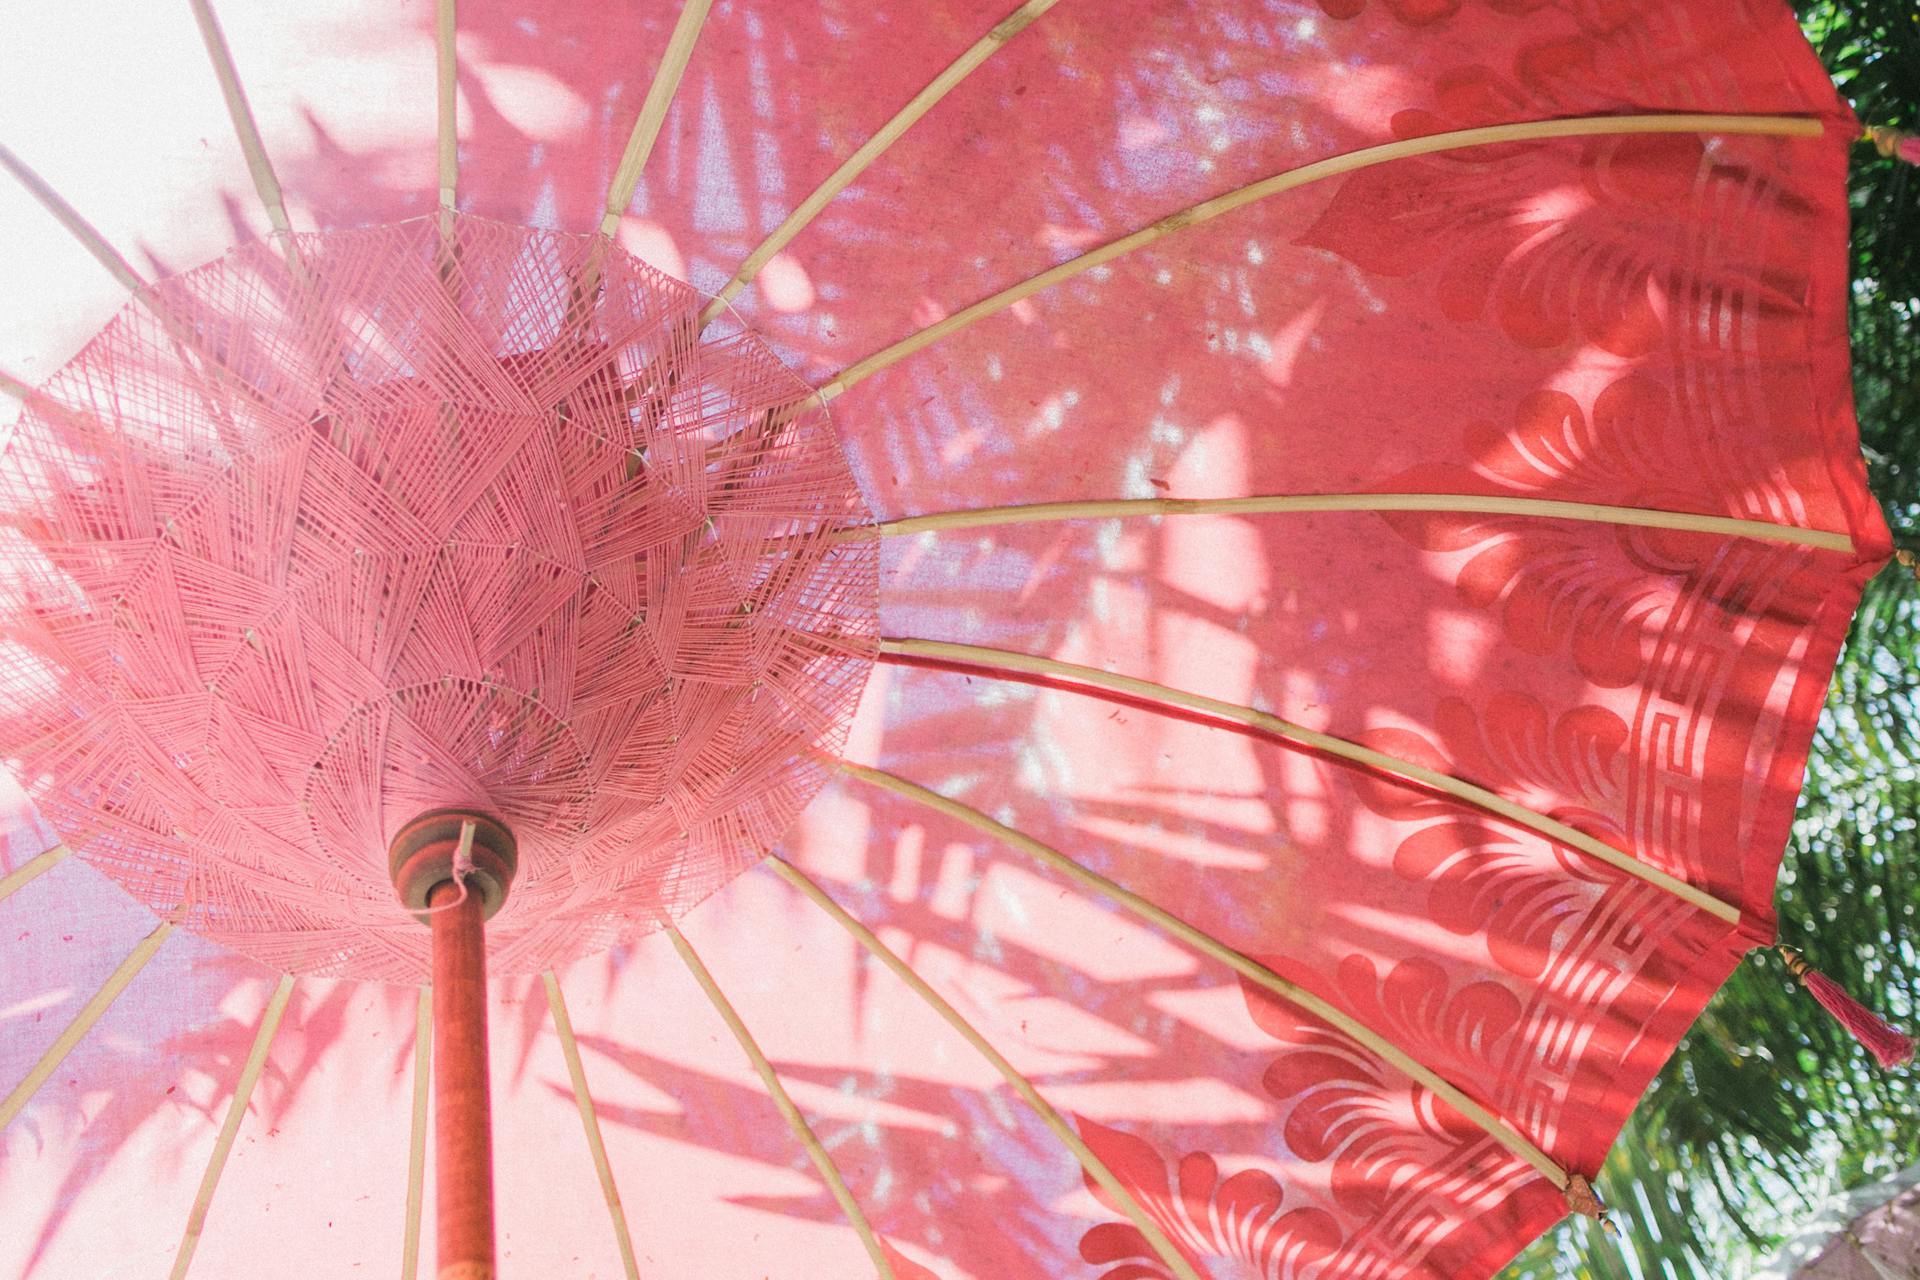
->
[766,855,1205,1280]
[873,493,1855,552]
[0,151,282,429]
[835,760,1569,1186]
[663,925,897,1280]
[0,367,44,409]
[878,636,1743,924]
[0,920,175,1132]
[698,0,1063,328]
[540,971,642,1280]
[813,112,1824,401]
[437,0,458,219]
[0,844,72,906]
[187,0,296,244]
[0,143,147,292]
[169,973,296,1280]
[600,0,716,237]
[401,986,431,1280]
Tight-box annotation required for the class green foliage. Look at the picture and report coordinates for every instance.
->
[1500,5,1920,1277]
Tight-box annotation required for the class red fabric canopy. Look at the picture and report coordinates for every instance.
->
[0,1,1886,1276]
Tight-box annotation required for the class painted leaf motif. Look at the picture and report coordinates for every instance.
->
[1352,695,1629,976]
[1076,1117,1342,1279]
[1237,957,1524,1215]
[880,1240,947,1280]
[1375,382,1725,687]
[1300,39,1740,357]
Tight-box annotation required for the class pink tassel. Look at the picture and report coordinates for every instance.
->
[1865,126,1920,167]
[1777,946,1916,1068]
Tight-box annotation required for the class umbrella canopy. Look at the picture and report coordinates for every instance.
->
[0,1,1895,1277]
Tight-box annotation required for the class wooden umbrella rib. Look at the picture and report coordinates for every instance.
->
[0,920,175,1132]
[540,971,643,1280]
[766,856,1205,1280]
[835,760,1569,1186]
[878,636,1743,924]
[873,493,1855,552]
[0,143,147,293]
[0,844,72,906]
[0,153,276,415]
[600,0,716,237]
[813,111,1824,401]
[187,0,297,248]
[699,0,1063,328]
[401,987,431,1280]
[664,924,898,1280]
[169,973,296,1280]
[437,0,459,220]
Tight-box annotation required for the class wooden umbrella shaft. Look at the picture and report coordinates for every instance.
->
[430,878,495,1280]
[389,808,517,1280]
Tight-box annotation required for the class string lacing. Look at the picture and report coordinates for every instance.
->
[417,835,477,917]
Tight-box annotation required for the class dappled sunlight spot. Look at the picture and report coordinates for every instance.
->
[1021,388,1081,438]
[1166,412,1248,493]
[0,989,70,1024]
[1427,607,1497,685]
[1014,537,1068,606]
[939,425,988,466]
[1262,298,1326,387]
[927,839,980,924]
[1073,814,1268,873]
[613,215,686,281]
[460,56,591,141]
[758,251,815,311]
[692,77,747,235]
[977,861,1194,983]
[1519,182,1595,230]
[1545,344,1642,409]
[1048,1077,1271,1128]
[1038,223,1104,254]
[886,823,927,904]
[1274,685,1334,847]
[785,789,874,885]
[1334,903,1498,969]
[1118,115,1169,151]
[1147,984,1280,1052]
[1163,515,1269,613]
[910,296,948,329]
[1152,612,1260,709]
[754,1076,953,1137]
[1114,769,1274,835]
[1097,526,1150,576]
[1159,422,1270,610]
[838,661,890,767]
[926,949,1158,1066]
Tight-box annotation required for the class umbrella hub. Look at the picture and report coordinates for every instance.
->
[0,214,878,982]
[389,808,519,920]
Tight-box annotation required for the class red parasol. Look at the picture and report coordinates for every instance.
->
[0,1,1906,1276]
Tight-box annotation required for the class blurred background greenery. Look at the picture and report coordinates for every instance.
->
[1502,4,1920,1276]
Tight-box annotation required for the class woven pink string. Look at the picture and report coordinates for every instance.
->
[0,214,877,981]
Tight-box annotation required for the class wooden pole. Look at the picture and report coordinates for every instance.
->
[430,878,495,1280]
[388,809,518,1280]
